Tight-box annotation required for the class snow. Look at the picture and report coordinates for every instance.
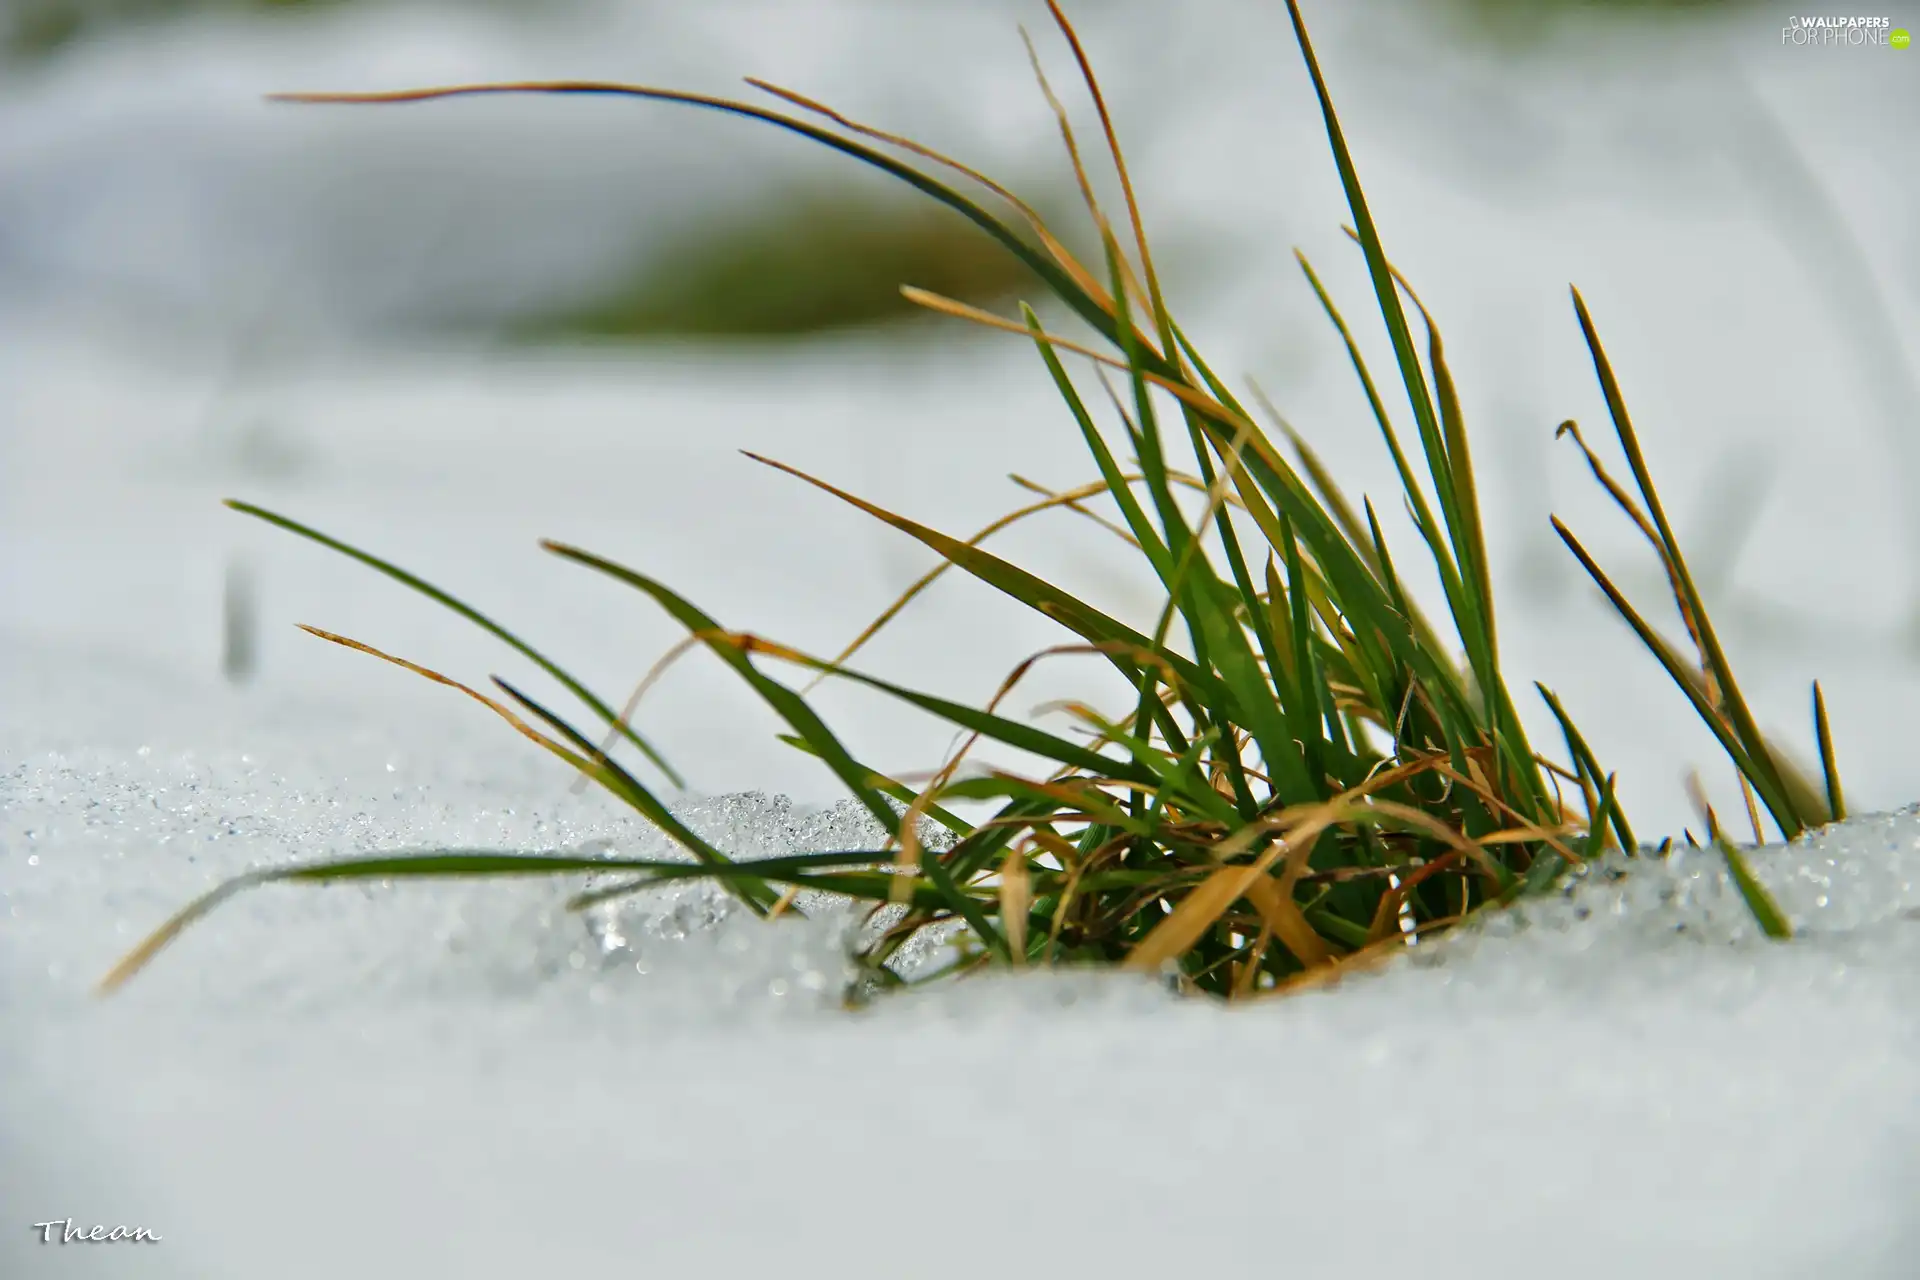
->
[6,641,1919,1277]
[6,1,1920,1276]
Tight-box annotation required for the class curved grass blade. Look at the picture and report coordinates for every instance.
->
[796,472,1149,698]
[771,733,974,839]
[1024,304,1174,582]
[1042,0,1174,349]
[1567,291,1806,837]
[539,539,1009,955]
[1123,807,1339,973]
[228,501,682,787]
[1052,707,1241,829]
[736,450,1233,708]
[1291,252,1453,595]
[1515,770,1617,902]
[1551,516,1797,831]
[741,77,1115,314]
[271,81,1127,354]
[1280,2,1463,617]
[98,846,887,996]
[1535,682,1637,855]
[930,773,1151,838]
[539,543,901,838]
[297,625,768,899]
[739,632,1166,789]
[294,625,597,778]
[488,675,777,913]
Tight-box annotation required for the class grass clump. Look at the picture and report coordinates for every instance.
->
[103,0,1846,1002]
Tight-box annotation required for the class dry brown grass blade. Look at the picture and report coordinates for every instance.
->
[905,285,1113,356]
[1263,915,1462,999]
[1016,20,1156,341]
[1534,755,1585,786]
[1242,874,1335,970]
[269,79,1139,360]
[1123,806,1339,973]
[796,475,1132,698]
[1415,757,1587,866]
[1010,473,1144,547]
[574,633,701,794]
[296,626,591,772]
[1365,850,1463,944]
[871,634,1131,909]
[1020,29,1112,269]
[1042,0,1172,349]
[958,641,1151,773]
[742,76,1114,313]
[1740,772,1767,846]
[1023,826,1084,867]
[746,625,1175,850]
[1351,798,1503,882]
[1043,831,1124,960]
[1231,920,1279,997]
[1350,748,1466,801]
[1026,699,1158,758]
[901,288,1252,439]
[1014,465,1248,542]
[893,778,938,907]
[1001,841,1033,964]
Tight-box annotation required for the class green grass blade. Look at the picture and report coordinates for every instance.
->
[739,635,1164,787]
[489,676,776,912]
[1515,769,1616,902]
[944,795,1081,884]
[1099,242,1286,801]
[1279,508,1329,793]
[1535,683,1637,855]
[1420,296,1497,687]
[1551,516,1799,833]
[100,843,906,996]
[1713,834,1794,940]
[1813,681,1845,822]
[1188,426,1291,785]
[1567,291,1805,836]
[1066,712,1242,828]
[1171,335,1481,740]
[1024,306,1174,582]
[1104,229,1189,566]
[931,774,1150,837]
[771,733,975,839]
[1292,253,1456,602]
[1280,3,1468,625]
[539,543,902,840]
[739,452,1236,711]
[227,501,684,787]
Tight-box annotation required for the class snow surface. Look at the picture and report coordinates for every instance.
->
[5,634,1920,1278]
[6,1,1920,1276]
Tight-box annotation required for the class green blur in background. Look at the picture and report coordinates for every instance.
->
[5,0,1770,343]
